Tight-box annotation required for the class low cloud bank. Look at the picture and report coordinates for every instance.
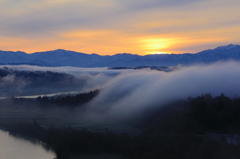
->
[78,61,240,123]
[0,65,143,93]
[2,62,240,124]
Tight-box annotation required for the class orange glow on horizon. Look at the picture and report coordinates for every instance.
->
[0,27,237,56]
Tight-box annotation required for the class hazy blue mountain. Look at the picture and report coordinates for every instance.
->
[0,44,240,67]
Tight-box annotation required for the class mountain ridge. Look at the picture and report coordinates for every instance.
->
[0,44,240,67]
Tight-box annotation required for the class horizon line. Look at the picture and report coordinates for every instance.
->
[0,44,237,56]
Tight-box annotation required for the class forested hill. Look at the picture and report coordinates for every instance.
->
[35,89,100,106]
[14,91,240,135]
[108,66,176,72]
[0,67,86,96]
[141,93,240,135]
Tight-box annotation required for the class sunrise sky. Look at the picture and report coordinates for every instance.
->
[1,0,240,55]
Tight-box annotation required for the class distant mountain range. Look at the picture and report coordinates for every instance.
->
[1,44,240,67]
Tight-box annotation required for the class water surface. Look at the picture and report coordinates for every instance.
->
[0,130,55,159]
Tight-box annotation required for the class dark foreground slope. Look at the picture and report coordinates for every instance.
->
[3,93,240,158]
[3,121,240,159]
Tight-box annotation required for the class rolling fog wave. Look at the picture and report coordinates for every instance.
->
[2,62,240,123]
[79,61,240,123]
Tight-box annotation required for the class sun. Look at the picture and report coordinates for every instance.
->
[140,38,173,55]
[149,52,171,55]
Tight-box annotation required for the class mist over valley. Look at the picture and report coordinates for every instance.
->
[1,60,240,158]
[0,61,240,127]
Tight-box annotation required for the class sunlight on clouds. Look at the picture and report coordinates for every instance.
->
[0,22,238,55]
[59,30,144,55]
[0,28,235,55]
[0,36,30,51]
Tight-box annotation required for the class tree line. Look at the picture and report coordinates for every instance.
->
[36,89,100,107]
[142,93,240,135]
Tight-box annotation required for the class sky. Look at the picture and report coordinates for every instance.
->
[1,0,240,55]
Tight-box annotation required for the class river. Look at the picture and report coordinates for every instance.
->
[0,129,55,159]
[0,90,86,99]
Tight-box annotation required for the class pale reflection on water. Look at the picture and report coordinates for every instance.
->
[0,130,55,159]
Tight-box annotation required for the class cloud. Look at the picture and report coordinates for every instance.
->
[0,0,117,38]
[77,61,240,124]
